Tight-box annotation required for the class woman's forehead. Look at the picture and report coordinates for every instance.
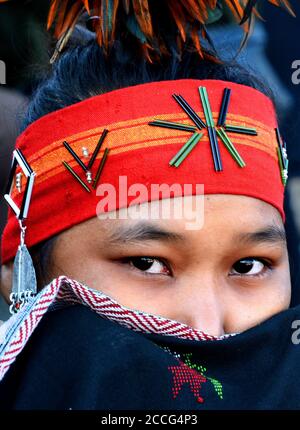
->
[93,194,282,226]
[63,194,285,248]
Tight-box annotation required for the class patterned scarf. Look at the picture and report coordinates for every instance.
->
[0,275,234,382]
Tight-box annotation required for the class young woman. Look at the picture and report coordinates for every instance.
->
[0,0,299,410]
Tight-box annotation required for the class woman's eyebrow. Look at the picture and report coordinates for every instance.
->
[235,225,287,246]
[105,222,286,247]
[106,222,186,245]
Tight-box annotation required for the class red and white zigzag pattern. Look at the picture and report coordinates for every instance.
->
[0,276,231,381]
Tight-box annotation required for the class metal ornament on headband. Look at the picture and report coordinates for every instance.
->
[4,149,37,314]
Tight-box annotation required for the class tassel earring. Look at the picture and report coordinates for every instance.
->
[4,149,37,314]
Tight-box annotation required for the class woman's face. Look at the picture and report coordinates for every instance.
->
[1,194,291,336]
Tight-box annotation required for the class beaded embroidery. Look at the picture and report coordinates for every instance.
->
[163,346,223,404]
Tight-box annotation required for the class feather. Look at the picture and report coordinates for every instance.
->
[191,26,204,58]
[3,0,295,62]
[132,0,153,39]
[83,0,91,14]
[168,2,188,42]
[126,14,148,43]
[123,0,130,13]
[239,11,255,52]
[206,3,224,24]
[53,1,72,35]
[277,0,296,16]
[59,2,83,36]
[47,0,61,30]
[240,0,259,25]
[224,0,244,21]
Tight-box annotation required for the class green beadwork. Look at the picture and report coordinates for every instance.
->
[182,353,223,400]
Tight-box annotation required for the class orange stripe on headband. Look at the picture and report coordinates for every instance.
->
[10,115,276,193]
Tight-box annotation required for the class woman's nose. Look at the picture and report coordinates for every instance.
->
[170,278,226,337]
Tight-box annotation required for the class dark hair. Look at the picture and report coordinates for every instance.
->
[31,236,57,289]
[22,38,276,131]
[24,36,276,287]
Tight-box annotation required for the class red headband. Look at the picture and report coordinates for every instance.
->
[1,79,287,264]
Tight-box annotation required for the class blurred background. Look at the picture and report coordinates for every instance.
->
[0,0,299,321]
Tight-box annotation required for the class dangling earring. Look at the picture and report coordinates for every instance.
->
[4,149,37,314]
[9,220,37,314]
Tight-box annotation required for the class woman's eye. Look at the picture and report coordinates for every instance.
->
[230,258,270,277]
[125,257,171,276]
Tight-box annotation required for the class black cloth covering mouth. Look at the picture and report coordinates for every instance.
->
[0,303,300,410]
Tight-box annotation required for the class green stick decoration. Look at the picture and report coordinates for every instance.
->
[217,128,246,167]
[199,86,214,127]
[169,132,203,167]
[224,124,257,135]
[149,120,197,132]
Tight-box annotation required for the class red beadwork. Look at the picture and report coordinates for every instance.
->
[168,360,206,404]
